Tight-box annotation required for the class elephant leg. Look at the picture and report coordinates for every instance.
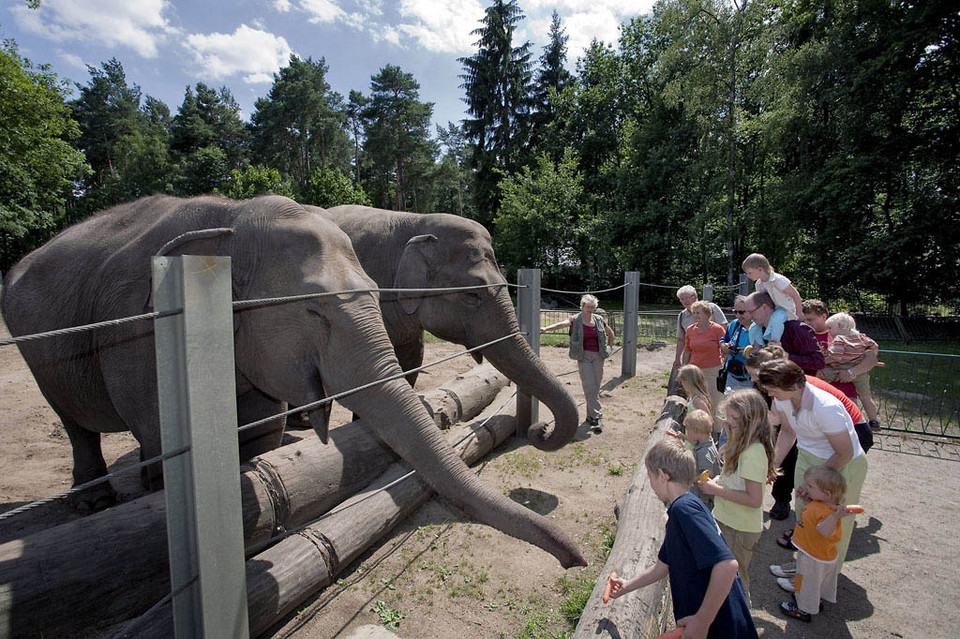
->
[237,388,285,459]
[61,418,116,512]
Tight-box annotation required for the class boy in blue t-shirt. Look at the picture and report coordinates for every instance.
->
[609,438,758,639]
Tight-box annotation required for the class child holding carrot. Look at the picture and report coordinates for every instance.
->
[684,409,722,510]
[698,389,775,605]
[773,465,857,622]
[608,438,757,638]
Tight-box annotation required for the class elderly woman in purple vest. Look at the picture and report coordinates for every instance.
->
[541,294,616,433]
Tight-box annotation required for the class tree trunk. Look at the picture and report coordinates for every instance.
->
[0,366,508,639]
[572,396,687,639]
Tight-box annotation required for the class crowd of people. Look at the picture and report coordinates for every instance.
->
[609,253,879,636]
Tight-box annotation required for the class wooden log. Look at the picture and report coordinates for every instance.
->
[130,401,520,639]
[419,362,506,429]
[572,395,686,639]
[0,365,508,639]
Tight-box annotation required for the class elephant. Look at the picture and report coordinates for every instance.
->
[316,205,580,452]
[1,195,586,568]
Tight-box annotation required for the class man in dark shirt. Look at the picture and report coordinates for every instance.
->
[743,292,824,375]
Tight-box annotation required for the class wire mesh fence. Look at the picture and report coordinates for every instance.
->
[872,350,960,439]
[538,309,684,345]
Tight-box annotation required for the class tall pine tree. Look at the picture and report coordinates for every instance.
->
[459,0,534,226]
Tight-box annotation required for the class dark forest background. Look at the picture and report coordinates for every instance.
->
[2,0,957,313]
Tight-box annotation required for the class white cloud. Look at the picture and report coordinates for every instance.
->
[564,11,623,56]
[396,0,486,53]
[184,24,293,84]
[274,0,293,12]
[11,0,172,58]
[60,52,87,72]
[298,0,347,24]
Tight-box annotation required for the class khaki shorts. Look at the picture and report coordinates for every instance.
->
[821,368,872,395]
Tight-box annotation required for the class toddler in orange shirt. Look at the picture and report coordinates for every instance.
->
[775,465,856,622]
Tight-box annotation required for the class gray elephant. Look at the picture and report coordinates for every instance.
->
[1,195,586,568]
[317,205,580,451]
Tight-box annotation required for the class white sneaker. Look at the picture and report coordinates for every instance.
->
[770,562,797,578]
[777,577,796,593]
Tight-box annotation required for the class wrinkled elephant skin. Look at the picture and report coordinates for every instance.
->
[319,205,580,452]
[1,195,585,568]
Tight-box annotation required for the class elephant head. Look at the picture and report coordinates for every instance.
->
[2,195,586,568]
[321,206,581,452]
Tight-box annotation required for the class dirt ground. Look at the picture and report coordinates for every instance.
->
[2,316,959,638]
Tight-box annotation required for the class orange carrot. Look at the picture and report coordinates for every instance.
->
[657,626,686,639]
[602,571,618,604]
[845,505,864,514]
[666,430,683,438]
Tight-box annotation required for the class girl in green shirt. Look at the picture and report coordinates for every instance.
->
[699,389,776,604]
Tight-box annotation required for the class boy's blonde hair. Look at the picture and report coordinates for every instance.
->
[741,253,771,272]
[645,439,696,486]
[685,409,713,435]
[677,365,714,417]
[804,465,847,505]
[825,312,858,336]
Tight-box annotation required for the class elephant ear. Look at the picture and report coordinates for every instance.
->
[394,233,445,315]
[145,228,238,311]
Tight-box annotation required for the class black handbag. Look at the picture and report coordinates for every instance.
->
[716,365,729,393]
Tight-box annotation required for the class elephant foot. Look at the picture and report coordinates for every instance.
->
[71,481,117,514]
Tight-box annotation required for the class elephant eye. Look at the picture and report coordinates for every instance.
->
[463,291,483,307]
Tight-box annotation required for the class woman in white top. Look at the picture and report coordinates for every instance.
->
[758,359,868,573]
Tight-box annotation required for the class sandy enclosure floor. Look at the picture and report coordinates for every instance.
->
[1,314,959,638]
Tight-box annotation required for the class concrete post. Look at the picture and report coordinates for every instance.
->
[153,256,249,639]
[703,283,714,302]
[739,274,751,297]
[621,272,639,378]
[516,269,541,436]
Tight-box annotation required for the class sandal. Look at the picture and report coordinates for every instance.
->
[777,529,796,550]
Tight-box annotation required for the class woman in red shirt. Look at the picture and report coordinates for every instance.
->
[682,300,726,430]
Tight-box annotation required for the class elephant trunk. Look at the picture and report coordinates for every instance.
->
[333,375,586,568]
[481,335,581,452]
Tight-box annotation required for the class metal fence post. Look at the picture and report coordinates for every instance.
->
[622,272,639,378]
[516,269,541,436]
[703,283,714,302]
[153,255,249,639]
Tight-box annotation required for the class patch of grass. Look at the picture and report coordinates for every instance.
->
[607,465,624,476]
[516,610,569,639]
[556,574,596,626]
[370,600,406,629]
[497,449,543,478]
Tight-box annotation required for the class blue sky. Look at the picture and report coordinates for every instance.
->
[2,0,653,130]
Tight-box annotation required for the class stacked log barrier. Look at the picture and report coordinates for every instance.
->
[572,395,687,639]
[133,401,520,638]
[0,363,508,639]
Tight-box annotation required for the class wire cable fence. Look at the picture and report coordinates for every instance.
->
[0,280,525,528]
